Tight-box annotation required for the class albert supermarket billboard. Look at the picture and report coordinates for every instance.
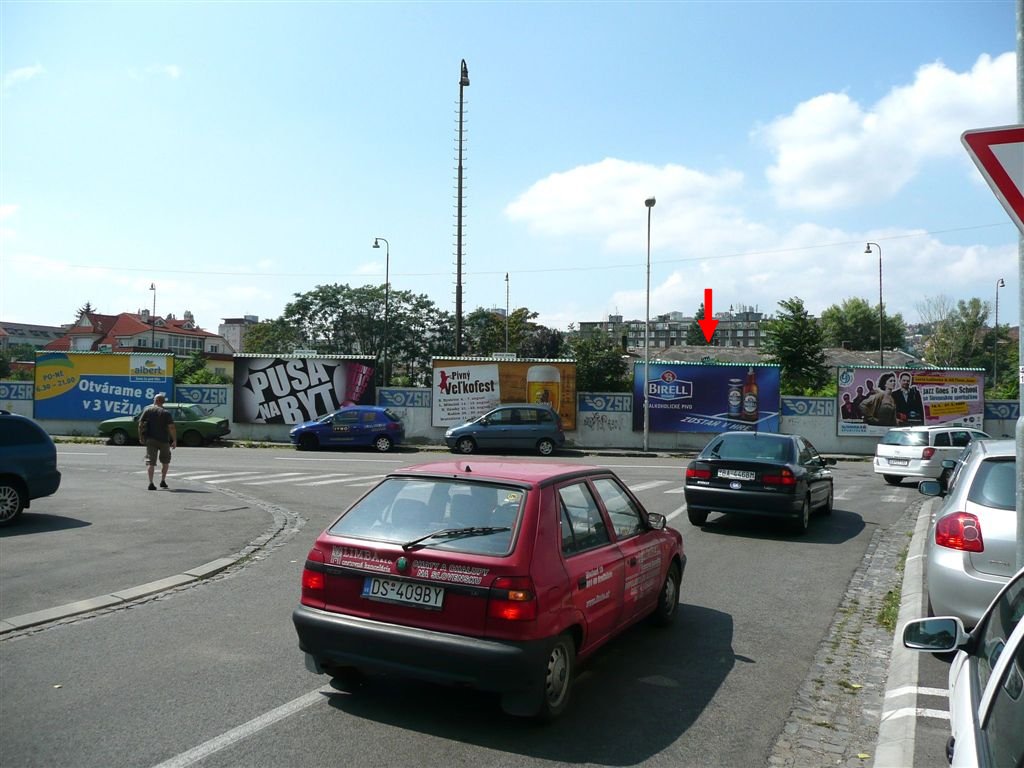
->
[631,362,780,433]
[836,367,985,436]
[33,351,175,420]
[431,358,577,429]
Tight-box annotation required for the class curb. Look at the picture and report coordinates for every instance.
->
[873,497,935,767]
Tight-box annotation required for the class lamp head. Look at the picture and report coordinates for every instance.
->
[373,239,380,249]
[149,282,155,291]
[864,244,872,254]
[997,278,1005,288]
[460,60,470,87]
[644,197,656,208]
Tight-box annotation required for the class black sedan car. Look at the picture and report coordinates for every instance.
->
[683,431,835,535]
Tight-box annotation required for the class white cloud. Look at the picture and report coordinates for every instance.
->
[758,52,1016,210]
[2,64,44,91]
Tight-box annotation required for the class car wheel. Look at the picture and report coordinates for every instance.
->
[536,438,555,456]
[298,433,319,451]
[373,435,393,453]
[0,481,26,525]
[650,562,681,627]
[687,508,709,527]
[821,483,834,515]
[882,474,902,486]
[181,430,203,448]
[536,633,575,721]
[791,496,811,535]
[455,437,476,455]
[110,428,130,446]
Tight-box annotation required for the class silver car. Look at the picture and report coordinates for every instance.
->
[902,567,1024,767]
[874,425,990,486]
[918,439,1017,628]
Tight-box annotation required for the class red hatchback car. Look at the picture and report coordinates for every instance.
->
[292,460,685,720]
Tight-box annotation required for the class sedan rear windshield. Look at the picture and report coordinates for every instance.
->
[704,435,794,462]
[328,477,523,555]
[967,458,1016,510]
[880,430,928,446]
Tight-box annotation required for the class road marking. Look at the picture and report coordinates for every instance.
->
[880,706,950,722]
[243,474,320,485]
[629,480,673,492]
[665,504,687,521]
[275,456,405,463]
[176,472,263,481]
[885,685,947,699]
[882,492,905,502]
[150,685,332,768]
[304,474,385,486]
[663,486,686,494]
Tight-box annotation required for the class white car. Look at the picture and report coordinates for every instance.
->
[902,567,1024,767]
[873,425,990,486]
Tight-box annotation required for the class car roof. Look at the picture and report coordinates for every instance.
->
[886,425,985,433]
[971,438,1016,458]
[393,460,606,485]
[713,431,793,440]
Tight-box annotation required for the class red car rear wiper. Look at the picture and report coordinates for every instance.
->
[401,526,511,551]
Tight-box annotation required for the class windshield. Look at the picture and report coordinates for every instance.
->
[881,430,927,446]
[704,435,794,463]
[328,477,524,555]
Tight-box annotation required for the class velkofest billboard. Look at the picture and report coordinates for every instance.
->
[836,367,985,436]
[33,352,175,420]
[431,358,577,429]
[233,356,375,424]
[632,362,781,433]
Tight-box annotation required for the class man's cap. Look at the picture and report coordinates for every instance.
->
[155,393,166,401]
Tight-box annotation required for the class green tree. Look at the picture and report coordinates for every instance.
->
[686,303,709,345]
[76,301,97,319]
[820,297,905,351]
[918,296,991,370]
[173,351,231,385]
[761,297,830,394]
[241,318,306,354]
[569,331,630,391]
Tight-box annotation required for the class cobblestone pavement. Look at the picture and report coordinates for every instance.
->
[766,499,919,768]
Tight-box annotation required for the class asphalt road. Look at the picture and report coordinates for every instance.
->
[0,445,916,768]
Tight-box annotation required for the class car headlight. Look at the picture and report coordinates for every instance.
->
[445,429,454,438]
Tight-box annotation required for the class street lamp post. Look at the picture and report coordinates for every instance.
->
[149,282,156,349]
[864,243,883,366]
[372,238,390,387]
[644,197,656,453]
[455,59,469,356]
[994,277,1005,387]
[505,272,509,353]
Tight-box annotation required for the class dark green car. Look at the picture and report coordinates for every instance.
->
[99,403,231,447]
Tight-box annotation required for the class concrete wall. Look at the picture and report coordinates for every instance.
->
[4,380,1017,456]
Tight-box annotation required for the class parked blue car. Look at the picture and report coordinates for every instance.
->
[289,406,405,453]
[0,410,61,525]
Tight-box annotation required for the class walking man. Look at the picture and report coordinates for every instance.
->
[139,393,176,490]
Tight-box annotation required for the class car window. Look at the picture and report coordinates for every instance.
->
[950,431,973,447]
[334,410,359,425]
[933,432,951,447]
[706,435,792,462]
[982,638,1024,768]
[362,412,378,423]
[558,482,610,554]
[975,575,1024,693]
[488,409,513,425]
[967,459,1016,510]
[591,477,644,539]
[881,430,926,447]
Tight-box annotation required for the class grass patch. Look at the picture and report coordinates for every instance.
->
[877,544,909,631]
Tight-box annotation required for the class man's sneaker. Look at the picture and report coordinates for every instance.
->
[148,483,157,491]
[160,481,168,489]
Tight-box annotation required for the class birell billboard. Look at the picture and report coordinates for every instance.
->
[632,362,781,433]
[232,356,375,425]
[431,358,577,429]
[837,367,985,436]
[33,351,175,420]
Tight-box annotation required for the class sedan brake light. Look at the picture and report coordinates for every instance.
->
[300,548,326,608]
[762,468,797,486]
[686,467,711,481]
[935,512,984,553]
[488,576,537,621]
[386,421,402,431]
[922,447,935,460]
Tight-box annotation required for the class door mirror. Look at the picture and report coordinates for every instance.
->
[918,479,943,497]
[646,512,667,530]
[902,617,966,652]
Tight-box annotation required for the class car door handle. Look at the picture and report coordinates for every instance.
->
[629,558,637,567]
[577,576,587,589]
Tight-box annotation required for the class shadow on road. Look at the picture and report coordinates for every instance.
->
[692,507,866,545]
[323,604,735,765]
[0,513,91,537]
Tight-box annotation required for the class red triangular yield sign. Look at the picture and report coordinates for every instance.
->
[962,125,1024,233]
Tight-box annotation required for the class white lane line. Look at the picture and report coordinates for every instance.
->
[664,487,686,494]
[306,473,385,486]
[150,685,332,768]
[880,706,950,722]
[885,685,948,699]
[275,456,404,464]
[665,504,687,522]
[204,473,268,484]
[629,480,672,492]
[243,474,320,486]
[178,472,263,481]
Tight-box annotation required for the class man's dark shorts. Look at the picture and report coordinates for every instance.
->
[145,439,172,466]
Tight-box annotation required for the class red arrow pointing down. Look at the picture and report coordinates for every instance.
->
[698,288,718,342]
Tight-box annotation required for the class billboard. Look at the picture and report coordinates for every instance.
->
[33,352,175,420]
[431,358,577,429]
[233,356,375,424]
[632,362,781,433]
[836,367,985,436]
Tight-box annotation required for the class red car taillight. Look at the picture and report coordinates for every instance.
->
[762,468,797,486]
[386,421,402,431]
[487,576,537,621]
[300,548,326,608]
[922,447,935,460]
[935,513,984,553]
[686,467,711,481]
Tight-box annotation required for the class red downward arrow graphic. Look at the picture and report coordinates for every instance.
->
[698,288,719,342]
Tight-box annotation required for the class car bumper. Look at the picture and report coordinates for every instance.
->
[925,545,1008,628]
[872,457,941,479]
[683,486,802,518]
[28,469,61,503]
[292,604,550,694]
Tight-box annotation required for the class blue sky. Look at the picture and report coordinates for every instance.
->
[1,1,1019,342]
